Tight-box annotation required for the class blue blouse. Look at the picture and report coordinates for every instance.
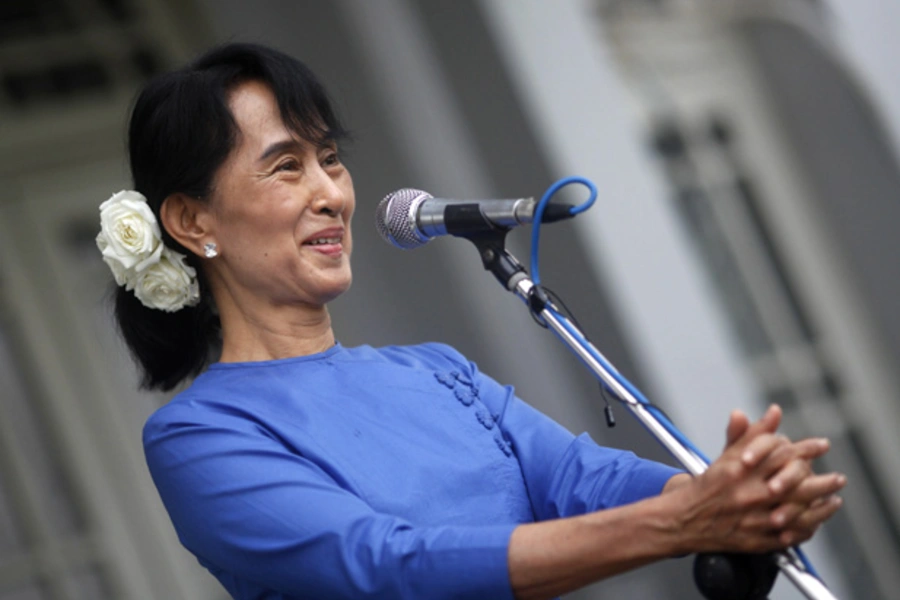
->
[143,343,680,599]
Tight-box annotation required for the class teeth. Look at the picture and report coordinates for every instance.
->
[307,237,341,245]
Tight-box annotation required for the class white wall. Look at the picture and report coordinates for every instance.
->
[827,1,900,159]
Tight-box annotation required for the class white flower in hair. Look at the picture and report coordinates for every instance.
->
[96,189,201,312]
[97,190,163,271]
[95,233,132,287]
[132,248,201,312]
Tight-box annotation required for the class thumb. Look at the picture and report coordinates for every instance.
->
[725,410,750,449]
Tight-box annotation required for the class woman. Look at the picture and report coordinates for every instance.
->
[99,43,845,600]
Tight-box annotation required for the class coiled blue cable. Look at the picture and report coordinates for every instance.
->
[530,176,822,581]
[530,176,597,286]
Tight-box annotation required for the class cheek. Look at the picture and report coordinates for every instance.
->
[342,201,356,253]
[220,193,290,235]
[219,217,297,266]
[341,173,356,215]
[228,215,281,248]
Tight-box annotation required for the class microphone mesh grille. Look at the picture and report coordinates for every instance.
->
[375,188,432,249]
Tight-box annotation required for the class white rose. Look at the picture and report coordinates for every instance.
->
[96,232,131,286]
[97,190,162,270]
[96,230,165,288]
[132,248,201,312]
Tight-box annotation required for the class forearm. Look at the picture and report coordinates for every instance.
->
[508,493,683,600]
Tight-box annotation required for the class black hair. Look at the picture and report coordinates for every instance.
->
[116,42,349,391]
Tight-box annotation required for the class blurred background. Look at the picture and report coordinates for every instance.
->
[0,0,898,598]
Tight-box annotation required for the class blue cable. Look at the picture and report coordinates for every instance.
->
[530,176,823,582]
[548,304,712,463]
[530,176,597,286]
[530,176,710,461]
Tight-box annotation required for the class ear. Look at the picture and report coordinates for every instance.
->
[159,193,213,257]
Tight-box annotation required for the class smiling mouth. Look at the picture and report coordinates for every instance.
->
[303,236,342,246]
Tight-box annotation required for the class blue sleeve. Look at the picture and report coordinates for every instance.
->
[429,344,682,521]
[143,405,516,600]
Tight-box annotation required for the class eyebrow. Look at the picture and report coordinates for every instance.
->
[257,139,303,163]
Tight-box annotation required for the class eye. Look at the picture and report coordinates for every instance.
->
[322,151,341,167]
[275,159,300,172]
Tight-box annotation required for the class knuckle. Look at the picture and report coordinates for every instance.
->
[759,433,778,448]
[723,461,744,481]
[738,487,769,509]
[794,528,816,544]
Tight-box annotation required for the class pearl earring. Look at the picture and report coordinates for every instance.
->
[204,242,218,258]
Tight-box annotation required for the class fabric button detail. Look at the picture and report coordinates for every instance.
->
[434,372,456,388]
[475,407,494,430]
[435,369,510,457]
[454,386,476,406]
[493,430,512,457]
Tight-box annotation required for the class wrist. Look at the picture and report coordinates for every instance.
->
[585,491,691,560]
[662,472,692,495]
[646,480,704,556]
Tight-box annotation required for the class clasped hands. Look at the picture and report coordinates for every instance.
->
[666,404,846,555]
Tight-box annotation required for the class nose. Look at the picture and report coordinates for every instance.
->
[310,166,347,217]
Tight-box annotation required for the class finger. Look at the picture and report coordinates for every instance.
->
[767,458,811,497]
[792,437,831,461]
[784,495,843,538]
[726,410,750,449]
[740,508,788,531]
[755,437,832,480]
[780,472,847,506]
[770,495,831,529]
[754,435,794,477]
[778,499,842,547]
[770,501,806,529]
[730,406,783,462]
[740,432,785,468]
[779,524,819,548]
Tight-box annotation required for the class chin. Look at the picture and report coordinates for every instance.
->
[319,275,353,305]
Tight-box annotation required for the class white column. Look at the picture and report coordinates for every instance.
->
[826,0,900,160]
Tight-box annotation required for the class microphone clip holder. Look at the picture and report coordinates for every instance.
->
[448,219,526,290]
[457,237,839,600]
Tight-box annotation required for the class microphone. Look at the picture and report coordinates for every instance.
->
[375,188,574,249]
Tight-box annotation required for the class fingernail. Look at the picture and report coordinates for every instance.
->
[836,474,847,486]
[832,496,843,507]
[770,479,783,493]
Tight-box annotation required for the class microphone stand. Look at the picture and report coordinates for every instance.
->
[459,229,839,600]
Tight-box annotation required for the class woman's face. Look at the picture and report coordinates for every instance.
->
[205,80,355,309]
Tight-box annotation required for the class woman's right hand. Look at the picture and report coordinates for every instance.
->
[668,405,846,555]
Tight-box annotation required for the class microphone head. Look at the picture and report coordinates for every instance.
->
[375,188,433,249]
